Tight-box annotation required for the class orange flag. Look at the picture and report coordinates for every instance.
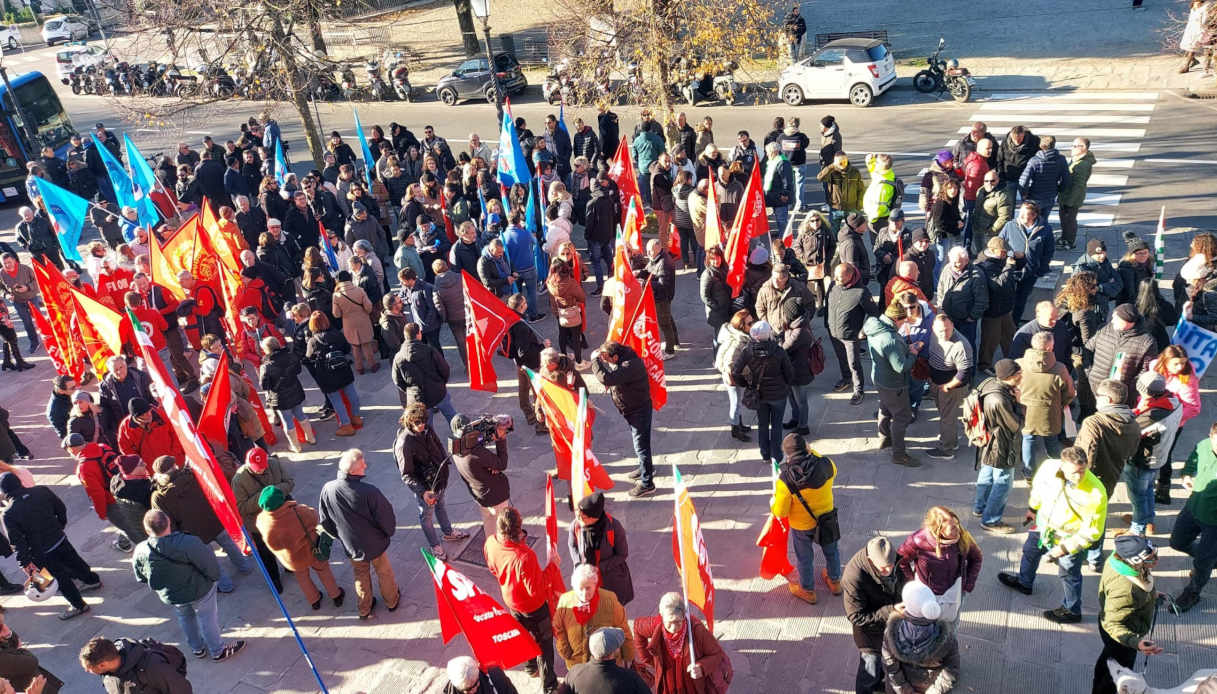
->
[526,372,612,490]
[202,199,245,276]
[622,197,643,253]
[543,474,566,614]
[149,234,186,300]
[756,514,795,580]
[70,288,124,375]
[672,464,715,630]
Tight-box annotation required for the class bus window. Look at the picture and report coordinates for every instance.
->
[0,117,20,176]
[13,76,75,149]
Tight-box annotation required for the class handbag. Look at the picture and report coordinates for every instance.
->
[294,507,333,561]
[808,337,826,376]
[782,461,842,547]
[558,305,582,328]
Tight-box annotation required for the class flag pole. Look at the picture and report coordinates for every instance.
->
[240,526,331,694]
[671,463,697,663]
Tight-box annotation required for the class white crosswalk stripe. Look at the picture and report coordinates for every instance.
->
[955,125,1146,138]
[967,113,1151,124]
[985,91,1159,101]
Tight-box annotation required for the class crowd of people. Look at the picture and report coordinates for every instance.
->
[0,99,1213,694]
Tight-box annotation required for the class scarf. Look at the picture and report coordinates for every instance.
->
[662,619,688,661]
[1134,394,1174,416]
[578,515,608,565]
[572,588,600,625]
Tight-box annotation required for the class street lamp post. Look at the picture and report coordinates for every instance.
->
[469,0,502,123]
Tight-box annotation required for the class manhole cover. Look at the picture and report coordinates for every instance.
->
[450,526,540,569]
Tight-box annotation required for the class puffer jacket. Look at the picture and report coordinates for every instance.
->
[973,185,1013,239]
[834,228,871,285]
[1084,321,1158,405]
[1058,151,1096,209]
[975,377,1022,470]
[881,616,960,694]
[976,256,1017,318]
[843,547,906,651]
[392,337,450,409]
[305,328,355,393]
[997,129,1040,183]
[432,270,465,324]
[1016,348,1075,436]
[1098,558,1157,649]
[864,316,915,390]
[477,248,512,297]
[730,338,793,403]
[896,528,982,596]
[259,347,306,411]
[1076,404,1141,496]
[755,277,814,335]
[827,281,879,341]
[641,251,677,304]
[1018,147,1070,205]
[583,184,620,245]
[1028,458,1107,553]
[935,264,989,323]
[714,324,751,386]
[700,263,733,326]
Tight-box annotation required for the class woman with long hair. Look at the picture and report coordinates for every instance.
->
[926,179,964,251]
[1172,232,1217,308]
[1149,344,1202,504]
[896,506,982,623]
[1057,271,1104,415]
[547,258,587,366]
[1134,277,1178,351]
[714,309,754,441]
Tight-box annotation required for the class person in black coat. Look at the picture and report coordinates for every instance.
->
[506,294,549,434]
[235,198,268,251]
[842,537,907,694]
[391,324,453,416]
[700,247,733,346]
[39,146,70,189]
[583,177,620,292]
[282,192,321,263]
[591,342,655,497]
[597,106,620,168]
[976,238,1020,373]
[444,658,518,694]
[568,492,634,605]
[641,240,679,355]
[193,150,231,208]
[450,413,511,538]
[258,337,309,445]
[730,321,795,468]
[304,312,361,435]
[826,263,879,403]
[782,315,816,436]
[903,229,937,302]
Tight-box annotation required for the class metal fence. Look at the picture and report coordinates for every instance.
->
[332,0,417,19]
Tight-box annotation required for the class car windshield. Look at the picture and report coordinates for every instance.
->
[56,51,77,63]
[14,79,75,146]
[867,44,888,61]
[45,21,62,30]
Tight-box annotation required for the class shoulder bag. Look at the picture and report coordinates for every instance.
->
[781,463,841,547]
[293,506,333,561]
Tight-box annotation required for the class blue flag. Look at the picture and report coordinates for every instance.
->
[274,141,289,188]
[557,101,568,137]
[319,228,340,272]
[496,108,532,190]
[352,109,376,190]
[534,178,549,283]
[123,134,162,229]
[37,178,89,263]
[90,134,137,239]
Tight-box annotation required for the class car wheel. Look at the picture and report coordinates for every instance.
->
[781,83,804,106]
[438,87,457,106]
[849,83,874,107]
[484,85,498,103]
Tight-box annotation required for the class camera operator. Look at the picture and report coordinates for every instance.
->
[450,414,513,538]
[394,404,469,562]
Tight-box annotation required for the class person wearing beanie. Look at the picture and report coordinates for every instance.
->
[232,447,295,591]
[901,229,937,301]
[115,398,184,467]
[1093,534,1162,693]
[441,655,518,694]
[1124,372,1181,537]
[843,535,907,692]
[864,297,921,467]
[1072,238,1123,315]
[0,471,102,619]
[837,211,872,286]
[1116,235,1154,305]
[874,206,911,292]
[730,320,794,468]
[568,491,634,606]
[632,591,729,694]
[880,580,960,693]
[917,149,960,215]
[772,433,839,605]
[827,262,879,406]
[559,625,649,694]
[1084,302,1158,413]
[969,359,1024,532]
[256,484,345,612]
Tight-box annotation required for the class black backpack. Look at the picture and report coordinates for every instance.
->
[111,638,187,693]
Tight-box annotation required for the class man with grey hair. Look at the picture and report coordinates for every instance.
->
[318,449,400,620]
[842,535,906,693]
[935,244,987,352]
[762,140,794,236]
[925,314,974,460]
[443,655,516,694]
[559,627,650,693]
[235,194,267,250]
[642,238,678,358]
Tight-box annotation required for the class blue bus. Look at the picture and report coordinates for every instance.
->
[0,71,76,203]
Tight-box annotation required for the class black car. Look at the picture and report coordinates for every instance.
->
[435,53,527,106]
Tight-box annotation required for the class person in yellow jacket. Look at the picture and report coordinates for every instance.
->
[863,153,898,231]
[553,563,635,670]
[771,433,840,605]
[997,446,1108,624]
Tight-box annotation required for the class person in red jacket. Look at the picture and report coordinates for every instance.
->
[117,398,184,468]
[233,306,283,375]
[118,291,167,353]
[633,592,730,694]
[133,268,197,390]
[95,257,134,312]
[484,506,557,693]
[63,433,141,552]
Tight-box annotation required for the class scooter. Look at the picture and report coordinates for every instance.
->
[116,62,134,95]
[913,37,974,103]
[68,66,86,95]
[384,51,412,102]
[679,64,739,106]
[365,59,391,101]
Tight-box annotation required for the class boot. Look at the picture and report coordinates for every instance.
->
[301,421,316,445]
[335,424,356,437]
[1180,51,1198,73]
[730,425,751,442]
[350,415,364,430]
[285,428,302,453]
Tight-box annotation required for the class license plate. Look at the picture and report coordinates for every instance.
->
[2,187,16,197]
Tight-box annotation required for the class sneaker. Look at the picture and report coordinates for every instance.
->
[1043,606,1081,624]
[113,536,133,552]
[892,452,921,468]
[820,568,842,596]
[58,604,89,620]
[315,409,336,422]
[1174,586,1201,613]
[332,587,346,607]
[212,641,246,662]
[849,392,864,406]
[981,521,1015,535]
[443,530,471,541]
[970,509,983,518]
[193,648,208,658]
[628,482,657,498]
[787,582,817,604]
[796,426,811,436]
[997,572,1032,595]
[1086,561,1103,574]
[431,545,448,561]
[78,579,103,593]
[832,379,851,393]
[627,469,642,480]
[926,447,956,460]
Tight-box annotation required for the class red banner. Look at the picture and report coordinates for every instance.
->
[29,258,86,381]
[622,280,668,410]
[198,351,233,445]
[606,139,645,244]
[462,270,521,392]
[732,158,769,241]
[29,306,67,376]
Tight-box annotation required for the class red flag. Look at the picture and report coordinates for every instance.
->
[667,222,681,260]
[30,306,68,376]
[723,221,749,299]
[606,238,643,344]
[442,205,457,244]
[29,258,86,381]
[756,514,795,580]
[621,280,668,410]
[543,474,566,614]
[422,548,541,670]
[462,270,521,392]
[704,180,724,251]
[606,140,644,241]
[198,352,233,445]
[732,159,769,240]
[672,464,715,630]
[621,197,643,253]
[132,329,248,552]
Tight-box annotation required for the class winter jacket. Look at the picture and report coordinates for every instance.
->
[547,270,586,323]
[700,264,733,327]
[47,391,73,440]
[1183,439,1217,525]
[791,213,835,274]
[392,337,450,409]
[926,194,963,243]
[453,439,510,507]
[975,377,1022,470]
[99,369,154,424]
[1085,321,1158,405]
[432,270,465,324]
[634,615,726,694]
[935,264,989,323]
[553,588,635,669]
[1076,404,1141,496]
[1058,151,1095,209]
[903,247,936,301]
[1029,457,1108,554]
[332,282,375,345]
[151,469,224,542]
[1098,558,1157,649]
[755,277,814,335]
[1010,318,1073,367]
[817,163,865,212]
[1016,349,1075,436]
[864,162,898,222]
[961,151,990,202]
[865,316,916,390]
[918,160,960,214]
[843,547,907,651]
[305,329,355,393]
[976,256,1017,318]
[731,338,794,403]
[133,530,220,605]
[485,534,548,614]
[827,281,879,341]
[881,616,960,694]
[1018,148,1070,206]
[583,185,620,245]
[1131,396,1181,471]
[259,348,306,411]
[500,225,535,274]
[835,228,871,285]
[74,442,118,519]
[478,248,512,297]
[782,319,815,387]
[231,458,295,528]
[649,164,674,213]
[642,251,677,303]
[1116,259,1153,306]
[714,324,751,386]
[257,500,322,573]
[1072,253,1123,308]
[345,215,390,261]
[997,129,1040,184]
[897,528,982,595]
[568,513,633,605]
[592,346,651,418]
[393,424,449,496]
[772,448,836,532]
[973,185,1013,240]
[118,411,185,467]
[507,318,544,370]
[1,484,69,567]
[818,126,842,167]
[318,473,396,561]
[998,219,1055,280]
[762,156,794,208]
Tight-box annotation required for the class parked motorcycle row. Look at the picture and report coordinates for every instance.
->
[541,56,743,106]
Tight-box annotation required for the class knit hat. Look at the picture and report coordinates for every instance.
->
[866,536,895,567]
[1086,238,1106,255]
[72,389,93,403]
[888,208,904,222]
[911,228,930,242]
[1136,371,1167,398]
[587,627,626,660]
[128,397,152,417]
[1126,236,1150,253]
[1113,533,1155,564]
[994,359,1021,380]
[62,433,85,449]
[577,491,606,519]
[257,485,287,511]
[748,246,769,266]
[781,432,807,458]
[934,149,953,165]
[884,302,908,321]
[749,320,773,341]
[246,447,269,473]
[845,212,866,230]
[902,580,942,621]
[116,454,143,476]
[1114,303,1138,322]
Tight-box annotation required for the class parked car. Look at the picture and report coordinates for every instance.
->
[0,24,22,51]
[778,38,896,108]
[55,43,116,84]
[42,15,92,46]
[435,53,527,106]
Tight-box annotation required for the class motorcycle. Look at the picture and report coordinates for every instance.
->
[340,66,360,101]
[384,50,412,102]
[203,65,236,98]
[913,37,974,103]
[116,62,134,95]
[365,59,391,101]
[543,65,574,105]
[68,66,86,95]
[680,64,739,106]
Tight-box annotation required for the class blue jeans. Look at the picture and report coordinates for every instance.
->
[326,386,362,426]
[1018,530,1084,615]
[1122,465,1158,534]
[516,267,540,317]
[637,172,651,206]
[9,299,38,347]
[788,383,812,429]
[791,528,841,591]
[414,489,454,547]
[625,407,654,486]
[171,583,223,655]
[771,204,789,238]
[429,392,457,429]
[974,465,1013,525]
[1170,505,1217,593]
[792,165,807,211]
[212,530,252,593]
[757,398,787,465]
[726,385,744,426]
[1021,432,1062,476]
[587,239,614,288]
[275,404,307,435]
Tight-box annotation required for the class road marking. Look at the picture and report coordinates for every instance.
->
[944,138,1140,152]
[843,150,935,159]
[905,183,1119,207]
[956,125,1145,138]
[1087,173,1129,186]
[1143,158,1217,166]
[976,102,1157,112]
[966,113,1151,124]
[985,91,1159,101]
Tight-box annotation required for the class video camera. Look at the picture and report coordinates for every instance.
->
[457,414,514,447]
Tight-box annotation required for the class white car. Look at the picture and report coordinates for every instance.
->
[0,24,21,51]
[41,15,91,46]
[55,44,116,83]
[779,38,897,108]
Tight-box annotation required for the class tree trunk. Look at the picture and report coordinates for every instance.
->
[292,88,324,169]
[308,1,328,55]
[269,11,324,167]
[452,0,481,57]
